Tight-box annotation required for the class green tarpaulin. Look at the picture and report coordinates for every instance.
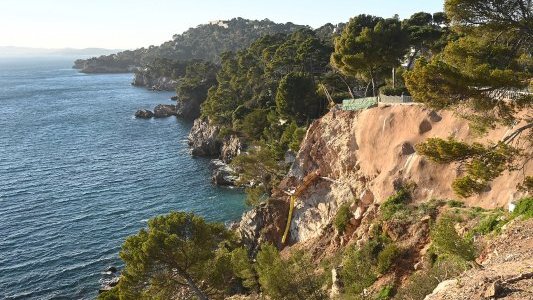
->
[342,97,378,110]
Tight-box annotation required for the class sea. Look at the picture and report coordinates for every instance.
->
[0,57,246,299]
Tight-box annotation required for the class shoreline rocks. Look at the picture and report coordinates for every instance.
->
[135,109,154,119]
[153,104,177,118]
[210,159,238,186]
[135,105,177,119]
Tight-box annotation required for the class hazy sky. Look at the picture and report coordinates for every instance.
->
[0,0,445,49]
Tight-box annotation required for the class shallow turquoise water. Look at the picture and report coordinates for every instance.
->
[0,57,246,299]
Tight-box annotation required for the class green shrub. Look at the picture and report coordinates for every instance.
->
[97,287,119,300]
[512,197,533,219]
[334,203,352,233]
[377,244,401,273]
[375,285,394,300]
[341,235,394,295]
[417,199,445,216]
[341,244,378,295]
[447,200,465,208]
[380,188,412,220]
[231,247,258,291]
[468,211,507,238]
[430,216,476,261]
[256,244,327,300]
[380,85,410,96]
[394,257,468,300]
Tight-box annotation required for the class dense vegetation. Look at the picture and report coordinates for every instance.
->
[75,18,308,72]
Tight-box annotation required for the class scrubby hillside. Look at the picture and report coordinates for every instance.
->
[236,104,531,299]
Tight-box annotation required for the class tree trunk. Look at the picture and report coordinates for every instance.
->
[183,273,209,300]
[406,48,420,70]
[364,81,371,97]
[392,67,396,88]
[501,122,533,144]
[371,77,376,98]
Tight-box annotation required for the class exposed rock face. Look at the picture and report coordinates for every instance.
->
[188,118,221,157]
[237,200,289,255]
[221,135,243,163]
[132,71,178,91]
[210,160,238,186]
[243,105,531,247]
[153,104,177,118]
[134,109,154,119]
[175,98,202,120]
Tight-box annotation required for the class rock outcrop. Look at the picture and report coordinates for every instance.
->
[221,135,243,163]
[237,200,289,255]
[153,104,177,118]
[132,70,178,91]
[210,160,238,186]
[188,118,222,157]
[176,98,202,120]
[134,109,154,119]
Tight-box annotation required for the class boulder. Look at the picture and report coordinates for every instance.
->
[153,104,177,118]
[134,109,153,119]
[170,95,178,101]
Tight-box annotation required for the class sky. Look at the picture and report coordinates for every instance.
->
[0,0,445,50]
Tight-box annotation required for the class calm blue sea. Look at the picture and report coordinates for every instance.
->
[0,57,246,299]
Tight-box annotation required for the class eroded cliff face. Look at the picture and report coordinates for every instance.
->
[239,104,531,247]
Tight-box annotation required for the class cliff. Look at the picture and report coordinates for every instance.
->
[132,70,178,91]
[239,104,531,246]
